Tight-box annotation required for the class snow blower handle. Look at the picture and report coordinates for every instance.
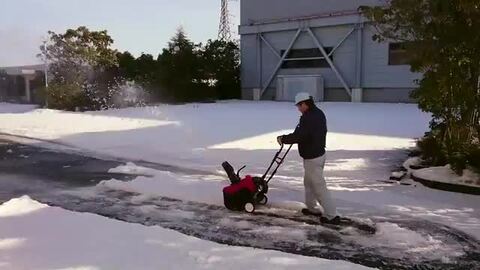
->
[262,144,293,183]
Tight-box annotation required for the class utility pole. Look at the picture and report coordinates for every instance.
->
[42,40,49,107]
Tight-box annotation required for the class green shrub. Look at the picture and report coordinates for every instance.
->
[467,146,480,173]
[417,126,480,175]
[45,83,89,111]
[417,132,447,166]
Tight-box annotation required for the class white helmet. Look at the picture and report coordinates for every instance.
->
[295,92,313,105]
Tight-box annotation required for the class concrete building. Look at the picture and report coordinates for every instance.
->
[0,64,45,104]
[239,0,421,103]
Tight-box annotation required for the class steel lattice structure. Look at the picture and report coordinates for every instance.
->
[218,0,232,41]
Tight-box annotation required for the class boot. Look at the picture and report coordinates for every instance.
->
[320,216,341,225]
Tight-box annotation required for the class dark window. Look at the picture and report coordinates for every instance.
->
[388,43,410,65]
[281,48,333,69]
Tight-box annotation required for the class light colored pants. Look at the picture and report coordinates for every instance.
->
[303,154,337,219]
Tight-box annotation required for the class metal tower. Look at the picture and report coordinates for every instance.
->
[218,0,232,41]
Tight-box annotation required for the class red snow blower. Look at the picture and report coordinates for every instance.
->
[222,144,292,213]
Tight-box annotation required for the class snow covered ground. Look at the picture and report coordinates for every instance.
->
[1,101,480,268]
[0,101,427,173]
[0,196,374,270]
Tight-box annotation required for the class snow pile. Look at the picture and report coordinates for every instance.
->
[413,165,480,188]
[108,162,158,176]
[403,157,422,170]
[0,195,47,217]
[377,223,463,259]
[403,156,480,188]
[0,196,374,270]
[357,222,464,261]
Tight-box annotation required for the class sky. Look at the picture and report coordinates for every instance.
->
[0,0,240,67]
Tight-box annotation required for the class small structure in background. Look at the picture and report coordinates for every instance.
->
[0,64,45,104]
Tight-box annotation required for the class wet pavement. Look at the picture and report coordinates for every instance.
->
[0,138,479,270]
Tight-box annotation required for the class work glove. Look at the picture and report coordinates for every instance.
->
[277,135,284,145]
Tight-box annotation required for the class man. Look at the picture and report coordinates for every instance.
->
[277,92,340,225]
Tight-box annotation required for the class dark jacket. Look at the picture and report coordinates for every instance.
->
[282,105,327,160]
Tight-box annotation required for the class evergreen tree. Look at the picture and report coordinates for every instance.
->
[202,39,241,100]
[362,0,480,174]
[157,27,208,101]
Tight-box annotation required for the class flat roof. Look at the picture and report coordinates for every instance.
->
[0,64,44,76]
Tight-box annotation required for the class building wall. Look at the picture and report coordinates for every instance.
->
[241,0,384,25]
[0,65,45,104]
[0,75,25,100]
[0,72,8,99]
[259,25,358,89]
[361,27,418,89]
[239,1,421,103]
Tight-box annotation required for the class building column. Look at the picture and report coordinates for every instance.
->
[256,33,263,91]
[24,76,31,102]
[353,22,364,103]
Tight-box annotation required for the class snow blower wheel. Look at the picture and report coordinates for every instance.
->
[244,202,255,213]
[257,195,268,205]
